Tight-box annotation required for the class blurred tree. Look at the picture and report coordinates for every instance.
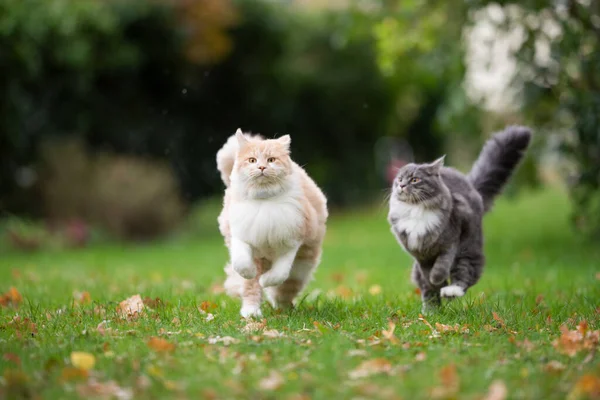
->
[467,0,600,238]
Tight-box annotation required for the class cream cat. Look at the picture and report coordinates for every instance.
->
[217,129,328,318]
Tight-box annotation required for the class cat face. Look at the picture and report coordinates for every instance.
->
[234,131,293,185]
[392,156,445,203]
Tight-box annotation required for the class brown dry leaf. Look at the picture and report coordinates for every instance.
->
[418,314,440,338]
[435,323,470,335]
[76,378,133,400]
[492,312,506,328]
[544,360,566,374]
[484,380,507,400]
[415,352,427,362]
[74,291,91,305]
[0,287,22,308]
[96,320,110,336]
[199,301,218,312]
[431,364,460,399]
[6,316,37,339]
[595,272,600,280]
[263,329,284,338]
[348,358,393,379]
[71,352,96,370]
[567,374,600,400]
[117,294,145,319]
[553,323,599,357]
[142,297,163,309]
[60,367,89,382]
[259,370,285,391]
[241,319,267,334]
[330,272,345,283]
[414,287,422,296]
[382,321,400,345]
[516,338,535,352]
[147,337,176,353]
[334,285,353,299]
[3,353,21,366]
[209,283,225,294]
[368,285,382,295]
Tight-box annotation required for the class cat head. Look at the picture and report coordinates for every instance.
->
[392,156,445,204]
[233,129,293,191]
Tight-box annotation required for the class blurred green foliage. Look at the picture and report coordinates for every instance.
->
[0,0,479,226]
[468,0,600,238]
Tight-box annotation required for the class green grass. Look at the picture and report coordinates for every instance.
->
[1,189,599,399]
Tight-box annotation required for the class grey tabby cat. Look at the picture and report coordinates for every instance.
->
[387,126,532,312]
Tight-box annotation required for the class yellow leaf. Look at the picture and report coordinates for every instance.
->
[70,352,95,371]
[368,285,382,295]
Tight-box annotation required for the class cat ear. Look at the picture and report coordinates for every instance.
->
[427,155,445,173]
[277,134,291,149]
[235,128,248,147]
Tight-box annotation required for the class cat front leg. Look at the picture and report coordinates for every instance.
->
[230,237,257,279]
[259,244,301,288]
[429,244,458,286]
[413,262,441,314]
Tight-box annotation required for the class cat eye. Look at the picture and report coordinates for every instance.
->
[410,177,420,183]
[267,157,276,163]
[248,157,257,163]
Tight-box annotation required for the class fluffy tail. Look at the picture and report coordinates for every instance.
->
[216,129,263,186]
[468,125,532,213]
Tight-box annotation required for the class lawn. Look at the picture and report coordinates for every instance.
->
[1,189,599,399]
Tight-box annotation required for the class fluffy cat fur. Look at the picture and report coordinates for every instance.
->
[387,126,532,312]
[217,129,328,318]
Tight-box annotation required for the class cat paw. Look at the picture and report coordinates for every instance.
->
[232,257,257,279]
[440,285,465,298]
[240,305,262,319]
[429,270,449,286]
[259,269,289,288]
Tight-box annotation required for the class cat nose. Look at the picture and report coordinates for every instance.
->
[258,166,266,171]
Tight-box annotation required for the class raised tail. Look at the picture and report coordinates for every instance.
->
[216,128,263,186]
[468,125,532,213]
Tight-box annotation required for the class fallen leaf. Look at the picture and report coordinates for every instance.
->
[74,291,91,305]
[330,272,345,283]
[595,272,600,281]
[544,360,566,374]
[431,364,460,399]
[418,314,440,338]
[77,378,133,400]
[117,294,145,319]
[241,319,267,334]
[3,353,21,366]
[142,296,163,309]
[263,329,284,338]
[209,283,225,294]
[348,358,393,379]
[147,337,176,353]
[414,287,422,296]
[484,380,507,400]
[382,321,400,344]
[334,285,353,299]
[492,312,506,329]
[199,301,218,312]
[96,320,110,336]
[553,323,599,357]
[567,374,600,400]
[60,367,89,382]
[435,323,470,335]
[70,352,95,370]
[0,287,22,308]
[415,352,427,362]
[259,370,284,391]
[368,285,382,295]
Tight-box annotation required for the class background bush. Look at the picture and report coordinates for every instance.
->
[2,0,548,241]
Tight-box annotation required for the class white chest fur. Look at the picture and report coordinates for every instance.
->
[229,194,304,253]
[389,200,442,251]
